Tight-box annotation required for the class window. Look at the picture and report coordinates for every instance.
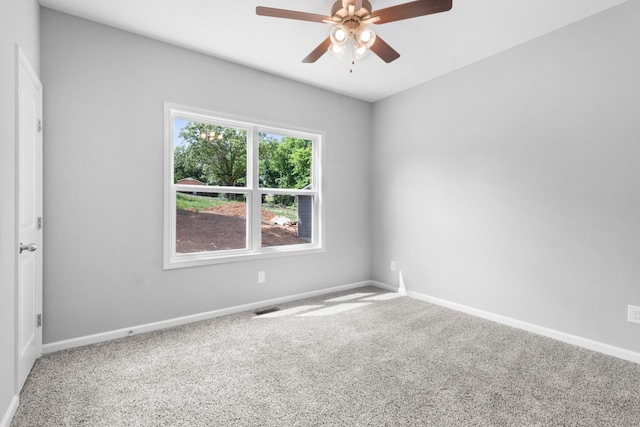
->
[164,103,323,269]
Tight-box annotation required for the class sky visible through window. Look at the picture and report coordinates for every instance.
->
[173,118,188,147]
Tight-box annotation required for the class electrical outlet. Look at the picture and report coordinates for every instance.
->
[629,305,640,324]
[390,261,397,272]
[258,271,266,284]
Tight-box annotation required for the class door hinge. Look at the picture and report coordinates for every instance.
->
[36,314,42,328]
[37,119,42,133]
[37,217,42,230]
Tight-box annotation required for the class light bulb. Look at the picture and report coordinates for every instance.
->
[329,42,346,59]
[360,29,376,48]
[330,25,349,46]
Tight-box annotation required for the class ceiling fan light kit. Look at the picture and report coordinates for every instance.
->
[328,21,376,60]
[256,0,452,65]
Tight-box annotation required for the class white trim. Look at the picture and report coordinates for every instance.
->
[42,281,371,354]
[249,127,261,251]
[166,246,326,269]
[0,395,19,427]
[371,281,640,365]
[369,280,398,293]
[162,101,174,270]
[13,44,20,401]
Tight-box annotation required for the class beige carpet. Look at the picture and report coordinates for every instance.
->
[11,286,640,426]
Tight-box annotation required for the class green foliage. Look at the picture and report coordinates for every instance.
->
[175,122,247,187]
[259,134,312,205]
[176,193,221,212]
[262,200,298,221]
[174,123,312,207]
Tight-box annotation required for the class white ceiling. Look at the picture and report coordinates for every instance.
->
[38,0,628,102]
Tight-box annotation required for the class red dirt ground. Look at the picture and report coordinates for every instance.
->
[176,202,307,253]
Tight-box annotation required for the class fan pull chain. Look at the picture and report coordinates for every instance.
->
[349,43,355,74]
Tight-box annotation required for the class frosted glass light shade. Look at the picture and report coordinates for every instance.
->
[358,28,376,48]
[329,42,346,58]
[330,25,348,45]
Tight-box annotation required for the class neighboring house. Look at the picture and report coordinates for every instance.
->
[297,186,313,241]
[297,195,312,241]
[176,178,204,195]
[176,177,204,186]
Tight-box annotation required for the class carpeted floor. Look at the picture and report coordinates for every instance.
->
[11,286,640,426]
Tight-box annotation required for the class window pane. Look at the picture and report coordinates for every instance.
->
[176,192,247,253]
[261,195,312,247]
[258,132,312,189]
[174,118,247,187]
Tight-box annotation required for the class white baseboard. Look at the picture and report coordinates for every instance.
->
[0,395,19,427]
[44,280,638,364]
[43,280,372,354]
[377,283,640,365]
[369,280,398,293]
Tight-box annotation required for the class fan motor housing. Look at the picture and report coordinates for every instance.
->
[331,0,373,18]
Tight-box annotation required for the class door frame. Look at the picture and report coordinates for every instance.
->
[14,44,43,393]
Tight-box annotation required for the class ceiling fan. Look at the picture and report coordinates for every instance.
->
[256,0,452,64]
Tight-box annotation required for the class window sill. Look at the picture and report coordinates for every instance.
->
[163,245,325,270]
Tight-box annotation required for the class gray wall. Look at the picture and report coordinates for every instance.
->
[40,9,372,344]
[371,0,640,352]
[0,0,40,422]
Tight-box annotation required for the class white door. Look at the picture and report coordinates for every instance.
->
[16,46,43,391]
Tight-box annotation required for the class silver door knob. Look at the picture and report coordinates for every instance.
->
[19,243,37,253]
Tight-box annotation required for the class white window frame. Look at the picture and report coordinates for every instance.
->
[163,102,324,269]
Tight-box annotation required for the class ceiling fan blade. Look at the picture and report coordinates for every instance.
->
[302,37,332,63]
[372,0,452,24]
[369,35,401,63]
[256,6,330,23]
